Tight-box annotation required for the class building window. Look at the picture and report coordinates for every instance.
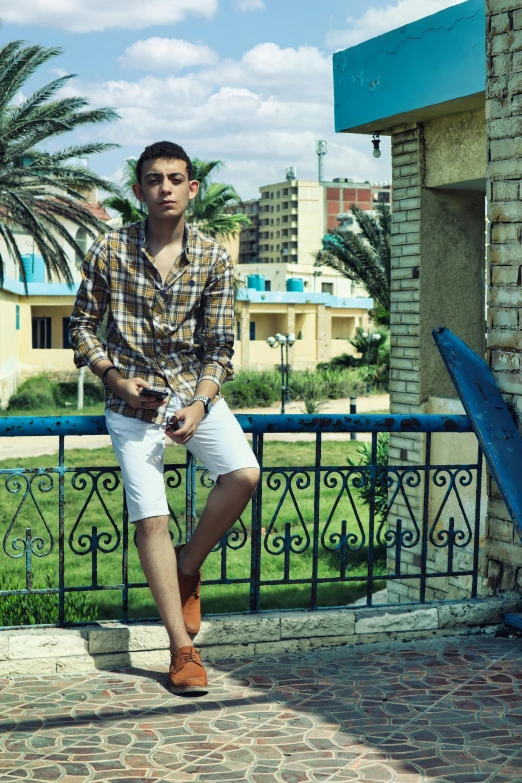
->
[321,282,334,295]
[270,219,274,225]
[276,231,280,238]
[62,317,71,348]
[250,321,256,340]
[15,305,20,330]
[237,321,241,341]
[276,190,280,198]
[282,215,288,223]
[276,218,280,226]
[265,280,271,291]
[283,188,288,196]
[32,317,51,349]
[270,245,274,252]
[377,191,390,203]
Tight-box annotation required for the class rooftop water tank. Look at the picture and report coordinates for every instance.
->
[247,274,266,291]
[19,254,46,284]
[286,278,304,292]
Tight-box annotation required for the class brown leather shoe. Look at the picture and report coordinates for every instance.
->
[175,544,202,636]
[169,646,208,694]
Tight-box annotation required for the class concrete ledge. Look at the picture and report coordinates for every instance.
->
[0,595,519,676]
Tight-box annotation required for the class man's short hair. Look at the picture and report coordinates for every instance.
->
[136,141,192,184]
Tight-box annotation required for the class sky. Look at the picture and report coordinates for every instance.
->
[0,0,467,200]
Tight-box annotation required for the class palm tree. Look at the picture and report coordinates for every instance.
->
[104,157,250,240]
[187,159,250,239]
[102,157,145,224]
[0,34,120,292]
[315,203,391,325]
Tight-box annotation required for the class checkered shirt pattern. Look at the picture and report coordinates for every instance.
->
[69,220,235,425]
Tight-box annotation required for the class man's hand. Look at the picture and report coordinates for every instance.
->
[166,402,205,445]
[111,376,166,410]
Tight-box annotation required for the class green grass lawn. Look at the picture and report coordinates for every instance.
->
[0,436,386,625]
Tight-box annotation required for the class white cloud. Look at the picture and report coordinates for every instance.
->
[119,38,219,71]
[327,0,468,50]
[235,0,266,11]
[60,42,390,198]
[0,0,218,32]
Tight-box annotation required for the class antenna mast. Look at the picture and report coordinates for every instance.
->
[315,140,328,182]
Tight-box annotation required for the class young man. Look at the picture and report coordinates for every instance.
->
[69,141,260,694]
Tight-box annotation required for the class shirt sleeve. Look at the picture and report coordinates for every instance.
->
[198,249,235,389]
[68,234,111,370]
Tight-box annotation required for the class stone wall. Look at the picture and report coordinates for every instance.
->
[0,596,517,675]
[485,0,522,590]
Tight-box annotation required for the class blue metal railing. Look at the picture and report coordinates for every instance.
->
[0,414,482,627]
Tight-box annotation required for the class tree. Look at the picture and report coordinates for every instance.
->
[102,157,145,224]
[187,159,250,239]
[0,33,120,292]
[104,157,250,240]
[315,203,391,326]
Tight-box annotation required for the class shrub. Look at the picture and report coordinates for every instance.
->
[222,370,280,408]
[56,381,104,406]
[0,569,99,626]
[347,432,390,518]
[7,373,104,411]
[7,373,58,410]
[320,368,366,399]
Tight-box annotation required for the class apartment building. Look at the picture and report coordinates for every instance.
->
[249,175,391,267]
[237,198,260,265]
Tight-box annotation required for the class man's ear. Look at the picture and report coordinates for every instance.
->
[188,179,200,201]
[132,182,145,203]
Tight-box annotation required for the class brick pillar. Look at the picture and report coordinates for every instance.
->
[388,124,425,604]
[485,0,522,591]
[239,302,250,369]
[388,123,486,603]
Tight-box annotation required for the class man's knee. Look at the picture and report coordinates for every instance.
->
[220,467,260,498]
[135,515,170,540]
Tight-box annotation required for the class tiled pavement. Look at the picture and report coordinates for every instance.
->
[1,634,522,783]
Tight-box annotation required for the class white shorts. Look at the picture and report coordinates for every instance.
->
[105,395,259,523]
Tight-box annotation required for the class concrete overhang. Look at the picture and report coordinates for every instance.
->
[333,0,485,135]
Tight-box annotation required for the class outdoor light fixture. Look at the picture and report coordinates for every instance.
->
[267,332,295,413]
[372,134,381,159]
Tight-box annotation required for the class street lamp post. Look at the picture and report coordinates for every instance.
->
[266,332,296,414]
[361,331,381,394]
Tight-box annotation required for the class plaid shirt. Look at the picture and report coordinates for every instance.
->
[69,220,235,425]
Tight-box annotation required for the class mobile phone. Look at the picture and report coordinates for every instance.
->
[141,388,169,400]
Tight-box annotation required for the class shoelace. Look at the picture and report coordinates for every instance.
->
[172,648,201,667]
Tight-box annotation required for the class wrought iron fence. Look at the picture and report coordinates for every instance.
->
[0,414,482,628]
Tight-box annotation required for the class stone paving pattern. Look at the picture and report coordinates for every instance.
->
[0,634,522,782]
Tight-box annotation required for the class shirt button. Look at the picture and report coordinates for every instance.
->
[159,360,166,367]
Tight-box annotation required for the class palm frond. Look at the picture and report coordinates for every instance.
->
[0,37,119,287]
[316,203,391,324]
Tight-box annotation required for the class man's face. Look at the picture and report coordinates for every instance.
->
[133,158,199,220]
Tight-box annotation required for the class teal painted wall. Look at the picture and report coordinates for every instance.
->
[333,0,485,133]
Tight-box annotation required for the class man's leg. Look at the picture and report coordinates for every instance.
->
[178,467,260,576]
[134,515,193,650]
